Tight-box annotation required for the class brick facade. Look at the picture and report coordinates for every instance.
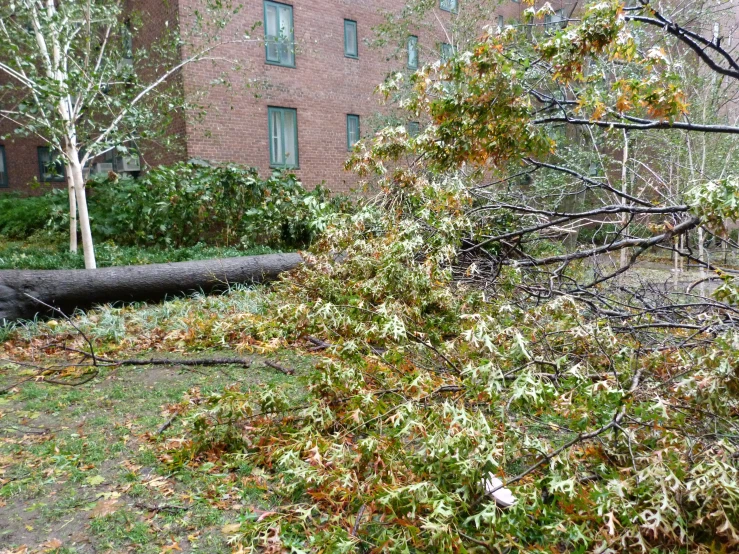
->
[178,0,461,191]
[0,0,585,194]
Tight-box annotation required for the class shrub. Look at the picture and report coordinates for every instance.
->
[0,191,66,239]
[0,163,351,250]
[87,163,350,249]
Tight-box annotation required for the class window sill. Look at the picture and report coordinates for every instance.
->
[265,60,296,69]
[270,165,300,170]
[344,54,359,60]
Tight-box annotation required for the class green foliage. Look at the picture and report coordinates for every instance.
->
[163,2,739,551]
[86,163,349,249]
[173,178,739,552]
[0,163,351,254]
[0,238,278,270]
[0,192,65,239]
[686,177,739,231]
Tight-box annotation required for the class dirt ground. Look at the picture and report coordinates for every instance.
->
[0,352,306,554]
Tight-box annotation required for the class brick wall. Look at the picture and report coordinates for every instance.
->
[0,135,62,195]
[177,0,587,191]
[9,0,728,195]
[0,0,586,194]
[178,0,464,191]
[126,0,188,167]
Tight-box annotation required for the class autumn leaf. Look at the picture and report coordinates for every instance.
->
[41,538,63,552]
[221,523,242,534]
[85,475,105,486]
[160,541,182,553]
[89,498,121,519]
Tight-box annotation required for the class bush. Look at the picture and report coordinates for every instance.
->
[0,163,351,250]
[0,192,66,239]
[87,163,350,249]
[0,239,279,269]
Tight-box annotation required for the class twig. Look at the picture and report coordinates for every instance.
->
[306,336,331,351]
[351,504,366,537]
[61,350,253,368]
[265,360,295,375]
[24,294,98,365]
[43,370,99,386]
[113,357,252,368]
[157,414,179,435]
[134,502,189,513]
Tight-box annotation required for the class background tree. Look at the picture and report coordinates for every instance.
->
[0,0,253,269]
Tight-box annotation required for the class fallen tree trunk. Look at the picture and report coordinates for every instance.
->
[0,253,303,322]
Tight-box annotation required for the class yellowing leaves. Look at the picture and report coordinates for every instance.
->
[85,475,105,486]
[221,522,242,534]
[615,95,632,112]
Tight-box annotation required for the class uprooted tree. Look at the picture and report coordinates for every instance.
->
[0,0,255,268]
[154,2,739,552]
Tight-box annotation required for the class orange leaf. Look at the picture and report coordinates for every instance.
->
[161,541,182,553]
[42,539,63,552]
[89,498,121,519]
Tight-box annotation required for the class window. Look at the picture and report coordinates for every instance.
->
[268,107,298,168]
[497,15,504,31]
[407,35,418,69]
[344,20,358,58]
[122,23,133,61]
[544,8,567,31]
[0,146,9,189]
[264,1,294,67]
[440,0,458,13]
[38,147,66,182]
[346,115,360,150]
[0,146,7,188]
[407,122,420,137]
[440,42,454,62]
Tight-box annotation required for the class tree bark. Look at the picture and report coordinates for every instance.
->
[0,253,303,322]
[620,129,630,269]
[67,148,95,269]
[67,170,77,254]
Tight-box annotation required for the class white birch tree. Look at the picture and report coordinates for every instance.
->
[0,0,253,268]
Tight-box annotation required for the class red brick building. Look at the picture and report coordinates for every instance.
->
[0,0,624,194]
[2,0,573,194]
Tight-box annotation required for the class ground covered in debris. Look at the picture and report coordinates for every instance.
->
[0,289,309,553]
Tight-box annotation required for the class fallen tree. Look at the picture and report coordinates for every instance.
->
[165,3,739,552]
[0,253,303,322]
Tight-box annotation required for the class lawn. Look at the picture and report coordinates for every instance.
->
[0,237,281,270]
[0,288,310,553]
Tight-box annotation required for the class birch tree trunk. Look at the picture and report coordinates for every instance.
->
[67,147,96,269]
[67,170,78,254]
[698,226,706,297]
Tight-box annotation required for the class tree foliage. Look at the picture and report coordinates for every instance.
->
[162,2,739,551]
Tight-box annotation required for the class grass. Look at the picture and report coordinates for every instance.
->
[0,235,283,270]
[0,287,312,553]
